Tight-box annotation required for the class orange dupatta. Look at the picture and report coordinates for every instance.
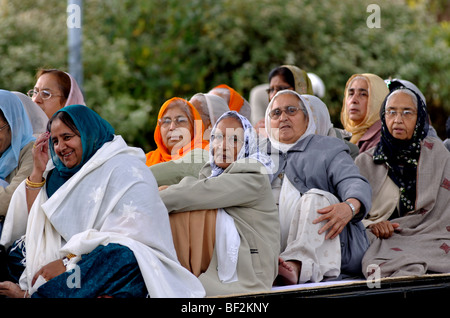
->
[213,84,245,113]
[145,97,209,166]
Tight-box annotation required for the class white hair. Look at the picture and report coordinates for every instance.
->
[385,88,418,109]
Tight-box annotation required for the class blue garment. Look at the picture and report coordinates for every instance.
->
[268,134,372,275]
[0,90,35,180]
[32,244,147,298]
[46,105,115,197]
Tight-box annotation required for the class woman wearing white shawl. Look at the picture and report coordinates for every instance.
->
[265,90,372,285]
[0,105,204,298]
[160,111,279,296]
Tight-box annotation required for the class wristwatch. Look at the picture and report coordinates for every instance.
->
[344,201,356,218]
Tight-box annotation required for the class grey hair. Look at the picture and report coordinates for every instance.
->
[164,98,194,123]
[385,88,418,109]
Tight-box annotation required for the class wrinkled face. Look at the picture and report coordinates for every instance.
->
[0,117,11,156]
[269,93,308,144]
[50,118,83,168]
[268,75,294,101]
[32,73,66,119]
[159,105,194,154]
[385,92,418,140]
[212,117,244,169]
[346,78,369,125]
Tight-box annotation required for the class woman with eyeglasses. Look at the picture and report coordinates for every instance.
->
[340,73,389,154]
[159,111,279,296]
[0,90,36,227]
[265,89,371,286]
[27,69,85,119]
[146,97,209,185]
[355,81,450,278]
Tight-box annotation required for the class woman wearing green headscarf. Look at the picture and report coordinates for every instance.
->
[0,105,204,298]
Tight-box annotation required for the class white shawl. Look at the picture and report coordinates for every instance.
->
[0,136,205,298]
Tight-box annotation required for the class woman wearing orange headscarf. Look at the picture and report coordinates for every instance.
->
[340,73,389,153]
[209,84,251,121]
[146,97,209,185]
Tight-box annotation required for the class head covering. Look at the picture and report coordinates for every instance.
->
[210,84,251,120]
[273,65,314,95]
[12,91,48,136]
[190,93,230,127]
[340,73,389,144]
[209,111,273,178]
[265,90,316,153]
[307,73,326,98]
[302,94,333,136]
[64,72,85,106]
[47,105,115,197]
[373,82,429,215]
[145,97,209,166]
[0,90,36,180]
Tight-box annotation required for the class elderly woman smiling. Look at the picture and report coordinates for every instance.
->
[356,82,450,278]
[265,90,372,285]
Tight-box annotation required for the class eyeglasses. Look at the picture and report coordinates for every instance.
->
[27,89,62,101]
[266,86,293,95]
[385,109,417,120]
[211,134,243,146]
[158,116,190,128]
[268,106,303,120]
[0,123,9,132]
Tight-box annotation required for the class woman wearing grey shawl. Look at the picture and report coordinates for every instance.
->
[356,81,450,278]
[265,90,372,285]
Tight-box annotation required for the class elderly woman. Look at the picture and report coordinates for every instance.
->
[265,90,372,285]
[0,90,36,220]
[159,111,279,296]
[355,82,450,278]
[146,97,209,185]
[0,105,204,298]
[27,69,85,119]
[340,73,389,153]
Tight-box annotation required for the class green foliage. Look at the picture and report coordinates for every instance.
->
[0,0,448,150]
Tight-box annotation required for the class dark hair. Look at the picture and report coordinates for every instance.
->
[0,109,6,124]
[47,111,80,137]
[268,66,295,88]
[446,116,450,138]
[36,69,71,102]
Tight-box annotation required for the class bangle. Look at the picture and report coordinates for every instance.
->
[344,201,356,218]
[25,176,46,188]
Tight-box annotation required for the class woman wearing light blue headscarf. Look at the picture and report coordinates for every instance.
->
[0,90,35,218]
[160,111,280,296]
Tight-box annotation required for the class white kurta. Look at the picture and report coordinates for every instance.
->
[0,136,205,298]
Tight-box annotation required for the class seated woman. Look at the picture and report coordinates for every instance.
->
[208,84,251,121]
[189,92,230,140]
[0,90,36,225]
[265,90,372,285]
[253,65,313,136]
[303,94,359,159]
[355,82,450,278]
[340,73,389,153]
[27,68,85,119]
[146,97,209,186]
[159,111,279,296]
[0,105,204,298]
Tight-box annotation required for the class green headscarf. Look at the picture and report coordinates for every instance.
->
[46,105,115,197]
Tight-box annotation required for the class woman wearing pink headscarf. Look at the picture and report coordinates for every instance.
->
[27,69,85,119]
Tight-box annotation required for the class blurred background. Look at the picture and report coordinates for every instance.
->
[0,0,448,151]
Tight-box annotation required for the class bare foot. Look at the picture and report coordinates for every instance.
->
[274,257,301,286]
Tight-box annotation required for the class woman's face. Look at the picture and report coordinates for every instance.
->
[160,105,194,154]
[32,73,66,119]
[268,75,294,101]
[50,118,83,168]
[385,92,418,140]
[212,117,244,170]
[269,93,309,144]
[0,117,11,156]
[346,78,369,125]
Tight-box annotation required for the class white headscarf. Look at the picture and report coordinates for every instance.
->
[12,92,48,136]
[265,90,316,152]
[302,94,334,136]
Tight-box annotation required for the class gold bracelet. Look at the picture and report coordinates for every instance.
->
[25,176,46,188]
[66,253,77,260]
